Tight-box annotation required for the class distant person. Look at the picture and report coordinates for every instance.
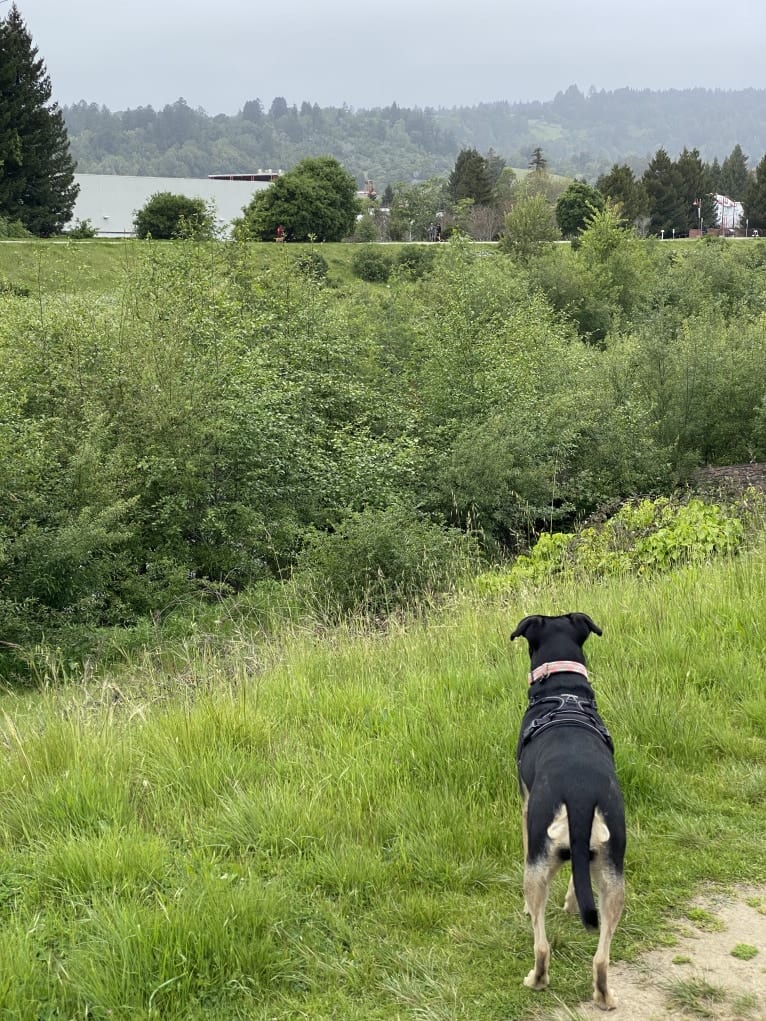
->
[276,224,285,242]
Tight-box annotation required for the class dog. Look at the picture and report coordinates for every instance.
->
[511,612,625,1010]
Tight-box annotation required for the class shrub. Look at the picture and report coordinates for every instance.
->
[292,249,329,282]
[133,192,215,240]
[395,245,436,280]
[477,497,747,593]
[350,246,391,283]
[0,215,30,239]
[510,498,745,585]
[293,506,479,619]
[67,218,98,239]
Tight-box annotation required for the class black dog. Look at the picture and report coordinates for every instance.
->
[511,612,625,1010]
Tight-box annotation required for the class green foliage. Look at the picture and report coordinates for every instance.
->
[294,506,478,618]
[0,214,31,238]
[555,179,605,238]
[350,245,391,282]
[0,4,78,234]
[4,234,766,669]
[448,148,493,205]
[719,143,750,201]
[292,247,329,281]
[133,192,215,239]
[502,497,745,586]
[643,147,688,236]
[387,178,448,241]
[743,153,766,231]
[66,217,98,239]
[241,156,359,242]
[596,163,649,227]
[395,244,436,279]
[500,193,561,259]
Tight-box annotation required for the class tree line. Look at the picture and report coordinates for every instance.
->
[62,87,766,186]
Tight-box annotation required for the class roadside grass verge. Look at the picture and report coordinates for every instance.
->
[0,547,765,1018]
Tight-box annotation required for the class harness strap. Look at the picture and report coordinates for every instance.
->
[519,693,614,759]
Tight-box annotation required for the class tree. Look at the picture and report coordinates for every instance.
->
[386,178,447,241]
[448,148,492,205]
[529,147,548,173]
[133,192,215,239]
[742,154,766,232]
[0,4,78,234]
[555,179,605,238]
[719,144,749,200]
[241,98,264,123]
[596,164,649,227]
[642,148,686,236]
[500,193,560,260]
[675,147,715,232]
[241,156,359,242]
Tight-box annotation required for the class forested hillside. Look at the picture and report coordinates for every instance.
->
[64,86,766,184]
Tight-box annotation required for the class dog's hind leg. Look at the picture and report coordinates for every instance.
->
[563,874,578,914]
[591,863,624,1010]
[522,858,557,991]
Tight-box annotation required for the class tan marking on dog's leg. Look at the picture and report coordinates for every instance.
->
[523,861,552,991]
[563,873,578,914]
[521,786,530,914]
[591,864,624,1010]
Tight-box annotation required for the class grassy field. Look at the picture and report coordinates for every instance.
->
[0,547,764,1019]
[0,238,464,296]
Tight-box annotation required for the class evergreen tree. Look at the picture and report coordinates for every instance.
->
[719,144,749,200]
[642,148,686,236]
[742,154,766,232]
[529,147,548,173]
[0,4,78,234]
[596,164,649,226]
[676,147,715,232]
[448,148,492,205]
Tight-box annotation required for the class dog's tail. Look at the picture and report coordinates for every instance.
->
[568,801,601,931]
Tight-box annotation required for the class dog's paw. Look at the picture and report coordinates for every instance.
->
[593,987,617,1010]
[523,970,549,991]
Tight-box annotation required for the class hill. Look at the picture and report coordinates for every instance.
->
[64,86,766,185]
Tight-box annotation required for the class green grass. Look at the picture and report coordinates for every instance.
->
[0,238,467,296]
[0,548,765,1018]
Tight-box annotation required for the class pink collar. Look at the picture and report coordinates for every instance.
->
[528,660,589,685]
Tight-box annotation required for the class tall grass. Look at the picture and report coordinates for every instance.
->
[0,548,765,1017]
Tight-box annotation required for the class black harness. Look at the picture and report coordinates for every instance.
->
[519,692,614,760]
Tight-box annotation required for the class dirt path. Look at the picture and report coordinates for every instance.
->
[575,886,766,1020]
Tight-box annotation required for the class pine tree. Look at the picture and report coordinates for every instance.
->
[0,4,78,234]
[448,149,492,205]
[642,148,686,236]
[742,154,766,232]
[718,144,749,201]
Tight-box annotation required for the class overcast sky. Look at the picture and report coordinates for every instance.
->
[13,0,766,114]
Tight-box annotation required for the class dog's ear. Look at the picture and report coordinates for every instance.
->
[567,612,603,642]
[510,615,544,642]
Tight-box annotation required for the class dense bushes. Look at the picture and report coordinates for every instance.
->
[294,506,479,619]
[2,231,766,671]
[350,246,391,282]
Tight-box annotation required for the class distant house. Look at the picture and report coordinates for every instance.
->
[69,174,272,236]
[714,193,744,233]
